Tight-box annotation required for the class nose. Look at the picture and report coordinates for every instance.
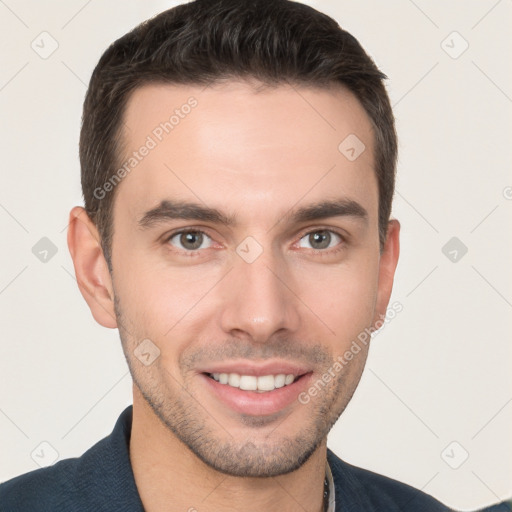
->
[218,244,301,343]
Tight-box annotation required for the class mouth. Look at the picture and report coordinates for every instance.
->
[204,371,305,393]
[200,370,313,416]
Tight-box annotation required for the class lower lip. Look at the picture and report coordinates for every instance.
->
[200,372,313,416]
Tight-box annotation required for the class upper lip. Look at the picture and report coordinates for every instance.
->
[198,360,311,377]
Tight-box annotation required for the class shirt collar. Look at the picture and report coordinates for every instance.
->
[325,458,336,512]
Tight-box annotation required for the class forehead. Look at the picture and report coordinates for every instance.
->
[116,80,377,224]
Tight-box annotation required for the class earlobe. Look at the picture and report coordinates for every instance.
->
[67,206,118,329]
[373,219,400,327]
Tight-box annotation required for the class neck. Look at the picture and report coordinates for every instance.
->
[129,387,327,512]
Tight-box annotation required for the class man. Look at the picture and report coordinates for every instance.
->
[0,0,452,510]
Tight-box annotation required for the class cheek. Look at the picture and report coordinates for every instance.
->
[296,258,380,337]
[114,256,218,344]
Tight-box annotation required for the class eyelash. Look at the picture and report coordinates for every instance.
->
[163,228,348,258]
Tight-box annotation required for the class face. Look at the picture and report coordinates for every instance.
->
[82,81,399,477]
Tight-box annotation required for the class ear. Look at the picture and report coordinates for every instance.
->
[372,219,400,326]
[67,206,117,329]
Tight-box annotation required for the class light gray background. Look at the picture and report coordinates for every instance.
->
[0,1,511,510]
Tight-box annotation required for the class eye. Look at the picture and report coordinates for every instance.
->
[297,230,343,251]
[167,230,213,252]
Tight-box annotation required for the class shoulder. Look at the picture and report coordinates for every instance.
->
[327,448,453,511]
[0,434,112,512]
[0,406,142,512]
[0,454,87,511]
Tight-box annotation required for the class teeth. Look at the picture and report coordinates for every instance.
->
[257,375,276,391]
[239,375,257,391]
[228,373,240,387]
[274,374,286,388]
[284,374,295,385]
[209,372,298,392]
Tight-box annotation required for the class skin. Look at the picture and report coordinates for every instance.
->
[67,80,400,512]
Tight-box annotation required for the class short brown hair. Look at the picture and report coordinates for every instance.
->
[80,0,397,265]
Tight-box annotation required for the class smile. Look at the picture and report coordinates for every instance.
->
[201,371,312,416]
[207,372,299,393]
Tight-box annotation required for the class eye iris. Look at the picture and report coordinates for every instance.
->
[309,230,331,249]
[181,231,203,250]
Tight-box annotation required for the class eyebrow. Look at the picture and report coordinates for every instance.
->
[138,198,368,229]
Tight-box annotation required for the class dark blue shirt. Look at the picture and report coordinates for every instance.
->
[0,405,453,511]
